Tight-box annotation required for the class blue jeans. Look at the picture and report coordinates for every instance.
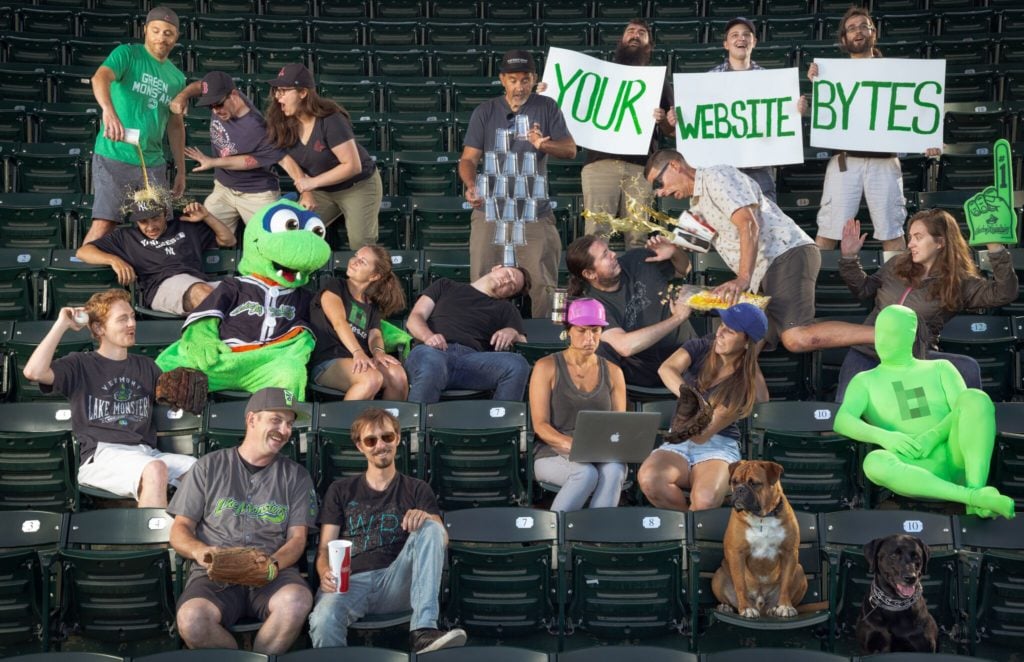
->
[406,342,530,404]
[308,521,447,647]
[835,348,982,402]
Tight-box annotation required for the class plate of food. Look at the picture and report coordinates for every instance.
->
[670,285,771,311]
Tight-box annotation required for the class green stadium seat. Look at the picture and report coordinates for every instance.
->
[0,247,48,319]
[1,34,62,67]
[0,510,65,653]
[944,64,997,103]
[384,79,447,113]
[929,37,994,67]
[763,0,813,16]
[777,147,831,195]
[594,0,644,20]
[539,22,592,49]
[188,43,249,76]
[936,144,1004,191]
[319,0,371,20]
[264,0,314,16]
[545,153,586,198]
[386,113,450,153]
[41,250,121,319]
[442,507,559,638]
[958,514,1024,659]
[366,20,421,46]
[16,7,74,35]
[318,77,381,114]
[670,45,723,73]
[977,248,1024,316]
[423,22,480,47]
[0,65,49,105]
[939,9,996,38]
[482,0,534,21]
[0,195,68,250]
[131,320,184,357]
[944,101,1008,145]
[77,10,133,39]
[762,16,819,44]
[309,19,365,47]
[432,48,490,77]
[251,45,309,78]
[372,0,424,19]
[938,314,1016,402]
[427,1,478,20]
[513,317,565,365]
[313,400,419,491]
[193,15,251,42]
[0,401,78,510]
[653,20,705,49]
[12,144,88,195]
[815,249,879,318]
[252,17,307,44]
[451,77,503,112]
[66,37,126,68]
[422,249,471,287]
[33,104,100,144]
[371,48,430,77]
[50,68,98,105]
[481,21,536,49]
[0,102,29,143]
[990,402,1024,512]
[208,0,257,13]
[312,46,370,77]
[348,112,384,152]
[876,11,934,41]
[412,197,471,248]
[395,151,459,197]
[649,0,701,19]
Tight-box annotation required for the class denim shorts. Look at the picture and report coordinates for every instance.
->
[653,433,741,468]
[311,359,337,384]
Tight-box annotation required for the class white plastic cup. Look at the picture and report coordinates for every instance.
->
[327,539,352,593]
[122,128,140,145]
[73,308,89,325]
[514,114,530,141]
[493,128,509,154]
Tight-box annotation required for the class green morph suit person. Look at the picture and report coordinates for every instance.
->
[834,304,1015,519]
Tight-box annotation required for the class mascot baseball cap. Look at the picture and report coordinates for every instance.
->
[718,302,768,342]
[196,71,236,107]
[245,387,311,423]
[567,298,608,327]
[268,63,315,88]
[499,50,537,74]
[145,6,180,30]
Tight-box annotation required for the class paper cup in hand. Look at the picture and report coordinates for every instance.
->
[327,539,352,593]
[123,128,140,145]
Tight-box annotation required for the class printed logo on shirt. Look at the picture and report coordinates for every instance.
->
[313,140,326,152]
[140,231,185,250]
[87,376,151,426]
[346,509,403,553]
[211,120,237,157]
[623,279,654,330]
[348,304,369,332]
[231,301,265,317]
[213,496,289,523]
[131,72,172,110]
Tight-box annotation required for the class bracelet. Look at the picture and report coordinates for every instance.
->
[352,348,365,355]
[372,345,386,354]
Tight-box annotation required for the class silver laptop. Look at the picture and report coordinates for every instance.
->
[568,411,661,463]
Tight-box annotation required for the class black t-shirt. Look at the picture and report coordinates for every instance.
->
[92,217,216,308]
[41,351,161,462]
[585,82,674,167]
[681,334,740,442]
[309,276,382,365]
[319,473,439,574]
[184,275,314,349]
[286,113,375,192]
[418,278,525,352]
[209,94,284,193]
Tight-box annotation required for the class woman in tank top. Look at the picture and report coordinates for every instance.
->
[530,298,627,512]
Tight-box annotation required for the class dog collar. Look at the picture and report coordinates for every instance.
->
[868,579,922,612]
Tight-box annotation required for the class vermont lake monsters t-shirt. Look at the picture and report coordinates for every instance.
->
[42,351,161,462]
[319,473,439,574]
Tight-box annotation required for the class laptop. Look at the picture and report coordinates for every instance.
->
[568,411,661,463]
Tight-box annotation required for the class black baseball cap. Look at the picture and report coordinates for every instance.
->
[127,198,167,223]
[267,63,315,89]
[145,6,180,30]
[245,387,311,423]
[196,71,236,107]
[724,16,757,36]
[499,49,536,74]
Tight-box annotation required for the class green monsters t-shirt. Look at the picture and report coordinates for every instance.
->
[94,43,185,166]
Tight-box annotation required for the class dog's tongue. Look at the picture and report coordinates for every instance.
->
[896,582,916,598]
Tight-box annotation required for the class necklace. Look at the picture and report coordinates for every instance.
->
[867,579,921,612]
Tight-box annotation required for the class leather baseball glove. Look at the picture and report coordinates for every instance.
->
[204,547,278,587]
[155,367,208,415]
[663,382,714,444]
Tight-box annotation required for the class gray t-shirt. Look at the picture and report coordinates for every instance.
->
[209,94,284,193]
[168,447,318,578]
[42,351,161,462]
[464,92,571,217]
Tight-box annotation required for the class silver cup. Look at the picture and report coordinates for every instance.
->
[492,175,508,199]
[514,114,530,141]
[521,151,537,176]
[501,198,517,222]
[502,244,517,267]
[484,196,498,222]
[531,175,548,200]
[501,151,518,176]
[512,220,526,246]
[513,175,528,200]
[494,128,509,154]
[522,197,537,221]
[492,220,510,245]
[475,173,489,198]
[483,151,498,176]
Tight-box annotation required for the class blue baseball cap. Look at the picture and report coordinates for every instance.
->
[718,302,768,342]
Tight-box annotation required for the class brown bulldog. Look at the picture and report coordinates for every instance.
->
[712,460,807,618]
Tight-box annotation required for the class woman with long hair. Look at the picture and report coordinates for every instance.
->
[638,303,770,511]
[309,245,408,400]
[266,63,382,249]
[531,298,628,512]
[835,209,1017,401]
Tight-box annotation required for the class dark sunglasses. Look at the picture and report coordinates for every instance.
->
[358,432,398,447]
[211,98,227,110]
[651,162,670,191]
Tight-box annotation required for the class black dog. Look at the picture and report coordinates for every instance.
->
[856,534,938,653]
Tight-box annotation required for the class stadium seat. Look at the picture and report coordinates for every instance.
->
[403,648,545,662]
[944,65,996,104]
[810,316,866,402]
[1,34,63,67]
[545,153,586,198]
[0,195,68,250]
[944,101,1008,145]
[703,650,845,662]
[11,144,88,195]
[252,17,307,44]
[309,20,365,48]
[977,248,1024,316]
[762,16,819,44]
[312,47,370,78]
[481,21,536,49]
[0,510,65,653]
[451,77,503,112]
[188,43,249,76]
[8,320,92,401]
[814,249,879,318]
[371,48,430,78]
[957,515,1024,658]
[424,400,529,509]
[670,45,723,73]
[539,22,592,49]
[0,401,78,511]
[58,509,177,654]
[33,104,100,144]
[131,320,184,357]
[514,318,566,365]
[0,103,29,144]
[442,507,559,638]
[0,65,48,105]
[936,143,1007,191]
[704,0,758,19]
[152,404,202,458]
[265,0,314,16]
[561,507,687,642]
[395,151,460,198]
[16,7,75,35]
[939,9,997,39]
[776,147,831,195]
[594,1,645,21]
[823,509,960,652]
[366,20,421,47]
[313,400,420,492]
[750,400,860,511]
[383,79,447,113]
[0,248,47,319]
[411,197,471,249]
[422,248,471,285]
[651,20,705,49]
[481,0,534,21]
[930,37,995,68]
[204,400,303,461]
[386,113,450,153]
[990,402,1024,511]
[52,67,106,105]
[251,46,309,78]
[427,1,478,20]
[278,648,406,662]
[40,250,121,319]
[688,508,827,652]
[649,0,700,19]
[937,314,1016,402]
[77,10,133,39]
[318,77,381,114]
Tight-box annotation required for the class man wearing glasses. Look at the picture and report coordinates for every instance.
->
[309,408,467,654]
[169,71,285,234]
[803,7,939,252]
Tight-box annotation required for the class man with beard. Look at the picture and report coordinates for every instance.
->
[169,387,318,653]
[308,408,468,654]
[581,19,676,248]
[168,71,285,234]
[802,7,940,252]
[459,49,577,318]
[565,234,696,387]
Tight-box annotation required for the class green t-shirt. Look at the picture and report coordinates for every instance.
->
[93,43,185,166]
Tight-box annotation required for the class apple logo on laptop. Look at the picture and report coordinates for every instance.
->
[610,432,620,443]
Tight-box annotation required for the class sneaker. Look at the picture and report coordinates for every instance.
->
[410,627,468,654]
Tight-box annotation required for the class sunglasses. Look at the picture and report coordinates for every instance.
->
[211,98,227,110]
[651,162,670,191]
[358,432,398,447]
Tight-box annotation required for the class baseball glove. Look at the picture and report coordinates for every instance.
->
[663,382,714,444]
[155,367,208,415]
[204,547,278,587]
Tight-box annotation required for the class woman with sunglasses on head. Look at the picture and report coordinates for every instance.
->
[309,245,408,401]
[531,298,628,512]
[638,303,769,512]
[266,63,382,250]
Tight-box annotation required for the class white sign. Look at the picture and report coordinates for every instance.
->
[672,68,804,168]
[540,47,666,155]
[810,58,945,153]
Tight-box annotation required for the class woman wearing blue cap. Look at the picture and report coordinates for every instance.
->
[638,302,769,511]
[530,298,628,512]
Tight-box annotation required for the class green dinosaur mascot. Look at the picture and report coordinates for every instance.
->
[156,199,331,397]
[834,304,1015,519]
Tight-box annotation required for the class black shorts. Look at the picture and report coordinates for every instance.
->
[178,566,310,626]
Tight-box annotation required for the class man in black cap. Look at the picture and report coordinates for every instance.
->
[169,71,286,234]
[458,49,577,318]
[76,195,235,315]
[84,6,187,245]
[170,386,317,654]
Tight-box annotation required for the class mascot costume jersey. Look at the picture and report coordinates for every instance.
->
[156,199,331,397]
[834,305,1015,519]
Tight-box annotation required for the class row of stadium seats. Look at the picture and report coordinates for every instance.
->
[1,505,1021,656]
